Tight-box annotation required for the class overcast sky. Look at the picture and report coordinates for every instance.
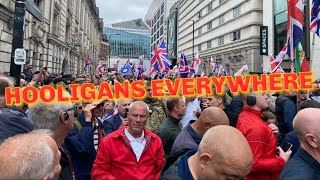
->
[96,0,153,25]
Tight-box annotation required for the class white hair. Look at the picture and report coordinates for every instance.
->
[0,129,56,179]
[29,91,73,130]
[128,101,150,115]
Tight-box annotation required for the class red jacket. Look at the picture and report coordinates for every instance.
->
[91,126,165,180]
[236,107,285,180]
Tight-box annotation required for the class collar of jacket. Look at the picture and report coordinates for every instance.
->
[110,125,158,140]
[297,147,320,173]
[168,114,180,124]
[242,107,262,116]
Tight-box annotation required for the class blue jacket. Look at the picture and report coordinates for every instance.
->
[64,112,96,180]
[171,120,201,155]
[0,108,34,142]
[160,150,196,180]
[103,114,122,136]
[281,131,300,158]
[280,147,320,180]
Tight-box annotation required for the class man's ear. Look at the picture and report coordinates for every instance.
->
[305,133,318,149]
[60,112,68,125]
[199,153,211,169]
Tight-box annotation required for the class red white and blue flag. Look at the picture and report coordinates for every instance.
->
[102,109,118,122]
[179,52,189,78]
[190,52,201,74]
[84,55,92,71]
[150,38,171,75]
[150,66,157,79]
[125,59,130,66]
[310,0,320,37]
[286,0,304,59]
[210,56,218,72]
[138,56,145,79]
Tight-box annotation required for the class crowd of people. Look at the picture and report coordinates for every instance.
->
[0,65,320,180]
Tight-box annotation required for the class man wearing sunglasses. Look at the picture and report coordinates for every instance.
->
[64,100,105,180]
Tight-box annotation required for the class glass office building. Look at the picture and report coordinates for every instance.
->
[104,19,151,59]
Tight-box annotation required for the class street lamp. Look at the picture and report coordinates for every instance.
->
[188,19,195,63]
[108,33,120,68]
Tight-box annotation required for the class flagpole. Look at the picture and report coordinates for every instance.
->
[310,32,316,74]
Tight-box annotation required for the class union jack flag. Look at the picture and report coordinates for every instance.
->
[150,66,157,79]
[310,0,320,37]
[138,57,144,79]
[138,56,144,69]
[179,52,189,78]
[286,0,304,59]
[150,38,171,74]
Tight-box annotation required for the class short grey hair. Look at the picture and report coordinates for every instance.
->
[29,91,73,130]
[0,129,56,179]
[128,101,150,115]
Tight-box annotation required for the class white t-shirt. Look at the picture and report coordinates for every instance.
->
[181,97,201,128]
[124,127,146,162]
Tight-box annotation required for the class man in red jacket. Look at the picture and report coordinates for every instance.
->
[236,92,292,180]
[91,101,165,180]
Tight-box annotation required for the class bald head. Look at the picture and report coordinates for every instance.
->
[195,125,253,179]
[128,101,149,115]
[0,130,61,179]
[194,107,229,137]
[293,108,320,149]
[200,107,229,125]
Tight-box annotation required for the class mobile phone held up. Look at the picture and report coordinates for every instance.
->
[124,108,129,118]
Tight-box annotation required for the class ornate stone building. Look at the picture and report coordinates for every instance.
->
[0,0,104,75]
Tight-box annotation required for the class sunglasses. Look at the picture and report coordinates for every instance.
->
[78,106,82,110]
[66,105,77,112]
[299,91,307,94]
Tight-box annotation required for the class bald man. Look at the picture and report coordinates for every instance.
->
[171,107,229,155]
[0,130,61,179]
[279,108,320,179]
[161,107,229,174]
[160,125,253,179]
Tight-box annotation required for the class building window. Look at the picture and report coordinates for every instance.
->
[34,0,41,6]
[233,5,241,17]
[219,0,226,4]
[198,10,202,18]
[160,26,163,36]
[157,10,160,20]
[198,27,202,35]
[160,16,163,25]
[161,3,164,14]
[232,30,241,41]
[207,40,212,49]
[207,2,213,12]
[216,57,222,64]
[218,36,224,45]
[198,44,202,52]
[207,21,212,30]
[219,15,224,25]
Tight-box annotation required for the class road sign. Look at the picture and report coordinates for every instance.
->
[14,48,26,65]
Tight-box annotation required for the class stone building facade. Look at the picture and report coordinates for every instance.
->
[178,0,263,75]
[0,0,104,75]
